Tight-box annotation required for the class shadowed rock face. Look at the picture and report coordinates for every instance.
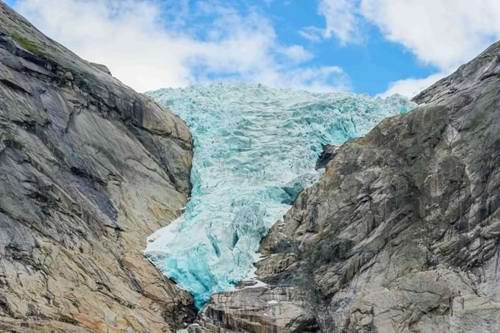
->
[0,2,195,332]
[192,42,500,332]
[315,144,339,170]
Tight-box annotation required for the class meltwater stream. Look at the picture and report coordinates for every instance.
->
[145,84,413,307]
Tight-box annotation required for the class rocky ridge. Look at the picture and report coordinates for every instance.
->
[191,41,500,332]
[0,2,195,332]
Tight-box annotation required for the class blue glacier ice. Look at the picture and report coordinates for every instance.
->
[144,83,413,308]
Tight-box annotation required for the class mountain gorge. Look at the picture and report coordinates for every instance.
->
[1,1,500,333]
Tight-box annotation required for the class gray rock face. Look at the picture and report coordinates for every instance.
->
[0,2,195,332]
[193,42,500,332]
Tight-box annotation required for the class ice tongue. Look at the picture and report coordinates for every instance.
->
[145,83,413,308]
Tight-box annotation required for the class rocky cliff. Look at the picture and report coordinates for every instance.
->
[0,2,195,332]
[191,42,500,332]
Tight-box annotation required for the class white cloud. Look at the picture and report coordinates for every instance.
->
[361,0,500,97]
[310,0,500,70]
[308,0,500,96]
[250,65,350,93]
[298,26,324,43]
[15,0,347,93]
[283,66,350,92]
[360,0,500,70]
[300,0,361,44]
[280,45,314,63]
[319,0,361,44]
[379,72,446,98]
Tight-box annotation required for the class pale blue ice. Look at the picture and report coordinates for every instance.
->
[145,84,413,308]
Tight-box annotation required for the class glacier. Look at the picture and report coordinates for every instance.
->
[145,83,413,308]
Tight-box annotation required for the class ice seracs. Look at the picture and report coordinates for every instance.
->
[145,83,413,308]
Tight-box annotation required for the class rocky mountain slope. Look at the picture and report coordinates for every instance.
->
[191,42,500,332]
[0,2,195,332]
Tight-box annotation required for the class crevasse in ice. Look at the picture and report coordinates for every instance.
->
[144,83,413,308]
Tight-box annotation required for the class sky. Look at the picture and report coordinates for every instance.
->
[4,0,500,97]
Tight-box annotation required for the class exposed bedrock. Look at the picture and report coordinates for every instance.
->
[192,41,500,332]
[0,2,195,332]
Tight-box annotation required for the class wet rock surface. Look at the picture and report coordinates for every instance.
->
[0,2,195,332]
[192,41,500,332]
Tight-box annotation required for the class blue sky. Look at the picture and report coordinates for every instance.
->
[258,0,437,94]
[5,0,500,96]
[158,0,438,94]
